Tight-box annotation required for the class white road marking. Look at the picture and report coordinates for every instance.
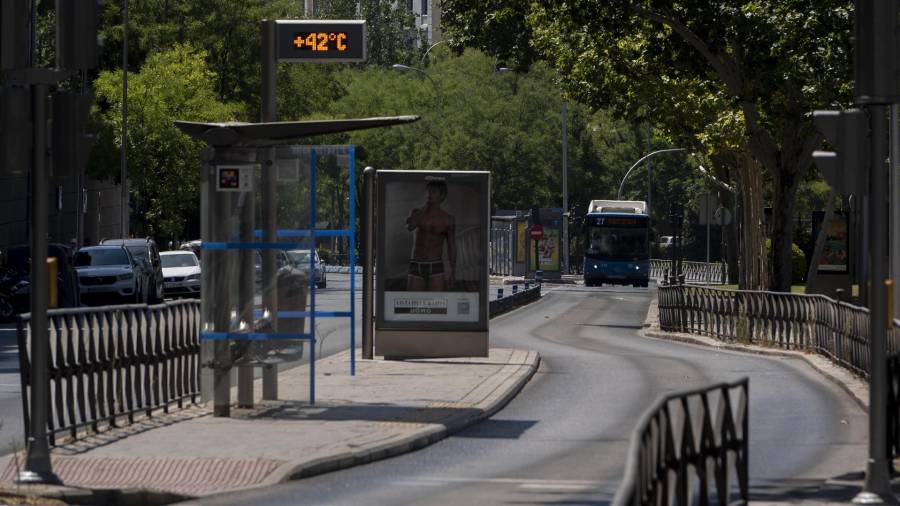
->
[395,476,602,490]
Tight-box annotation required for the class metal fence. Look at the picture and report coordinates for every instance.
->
[657,285,893,378]
[613,378,749,506]
[658,284,900,462]
[17,299,201,446]
[490,221,515,276]
[650,259,728,285]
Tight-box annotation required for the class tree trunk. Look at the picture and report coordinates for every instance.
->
[768,163,801,291]
[738,154,768,290]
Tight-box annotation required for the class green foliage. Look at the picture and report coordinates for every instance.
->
[441,0,854,291]
[93,44,240,239]
[326,49,644,213]
[765,239,807,284]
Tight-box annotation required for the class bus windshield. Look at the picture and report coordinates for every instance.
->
[585,225,648,260]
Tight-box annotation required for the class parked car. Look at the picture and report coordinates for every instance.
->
[159,251,201,298]
[101,238,164,302]
[74,246,144,304]
[179,240,202,259]
[0,243,80,321]
[253,250,295,291]
[286,249,326,288]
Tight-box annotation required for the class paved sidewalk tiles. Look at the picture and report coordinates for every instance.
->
[0,347,540,501]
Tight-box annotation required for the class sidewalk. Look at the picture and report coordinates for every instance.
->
[0,348,540,504]
[641,295,900,505]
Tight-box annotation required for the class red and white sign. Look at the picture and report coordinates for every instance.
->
[529,224,544,241]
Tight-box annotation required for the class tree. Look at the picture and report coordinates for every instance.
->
[442,0,853,291]
[93,44,241,239]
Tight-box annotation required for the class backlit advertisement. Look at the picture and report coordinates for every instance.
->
[376,171,490,358]
[812,211,849,274]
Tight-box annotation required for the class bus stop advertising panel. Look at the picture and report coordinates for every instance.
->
[376,171,490,358]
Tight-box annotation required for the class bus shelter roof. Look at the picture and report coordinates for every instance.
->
[175,116,420,146]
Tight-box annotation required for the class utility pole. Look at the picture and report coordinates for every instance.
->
[561,101,568,275]
[121,0,129,238]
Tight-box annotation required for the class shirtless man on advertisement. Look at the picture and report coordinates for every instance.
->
[406,180,457,291]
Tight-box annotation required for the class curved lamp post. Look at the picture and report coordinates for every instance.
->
[391,63,441,116]
[617,148,686,200]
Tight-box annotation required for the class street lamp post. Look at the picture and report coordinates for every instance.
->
[617,148,687,201]
[391,64,441,116]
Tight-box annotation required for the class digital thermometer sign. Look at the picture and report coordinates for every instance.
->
[276,20,366,63]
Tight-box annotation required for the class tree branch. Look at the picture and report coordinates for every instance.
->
[628,3,782,171]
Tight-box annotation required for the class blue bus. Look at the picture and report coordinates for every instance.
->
[582,200,650,287]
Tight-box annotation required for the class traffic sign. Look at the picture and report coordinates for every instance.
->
[713,207,733,226]
[529,224,544,241]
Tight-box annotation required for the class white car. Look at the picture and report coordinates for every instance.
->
[160,251,201,298]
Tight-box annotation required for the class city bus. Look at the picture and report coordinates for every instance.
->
[582,200,650,287]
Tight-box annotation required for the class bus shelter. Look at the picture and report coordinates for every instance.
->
[175,117,417,417]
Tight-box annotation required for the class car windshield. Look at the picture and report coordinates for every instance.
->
[74,249,130,267]
[585,226,648,260]
[126,246,150,262]
[287,251,312,265]
[161,254,198,268]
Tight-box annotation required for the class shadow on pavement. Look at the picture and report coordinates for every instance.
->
[750,471,900,504]
[453,418,538,439]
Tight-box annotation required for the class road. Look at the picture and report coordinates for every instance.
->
[0,323,22,456]
[189,284,867,505]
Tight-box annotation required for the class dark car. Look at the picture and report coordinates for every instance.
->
[0,243,81,321]
[100,238,165,302]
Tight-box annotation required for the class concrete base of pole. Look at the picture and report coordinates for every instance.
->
[16,438,61,485]
[262,365,277,400]
[237,367,253,408]
[853,459,898,504]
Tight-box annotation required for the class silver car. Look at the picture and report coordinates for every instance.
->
[286,249,326,288]
[74,246,144,303]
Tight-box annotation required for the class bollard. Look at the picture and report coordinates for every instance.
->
[497,287,504,299]
[535,270,543,284]
[47,258,58,309]
[512,284,518,294]
[835,288,845,303]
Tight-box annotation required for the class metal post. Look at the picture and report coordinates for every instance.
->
[237,156,255,408]
[17,83,60,485]
[561,101,569,275]
[855,104,895,504]
[706,200,711,264]
[261,20,278,400]
[891,105,900,317]
[362,167,375,359]
[120,0,129,238]
[211,151,235,418]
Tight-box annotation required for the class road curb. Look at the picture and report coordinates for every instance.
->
[262,351,542,486]
[640,328,870,413]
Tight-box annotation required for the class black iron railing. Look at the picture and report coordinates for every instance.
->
[613,378,749,506]
[17,299,201,446]
[657,285,888,378]
[658,285,900,460]
[650,259,727,285]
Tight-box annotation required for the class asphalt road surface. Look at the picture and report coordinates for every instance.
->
[189,283,867,505]
[0,322,23,456]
